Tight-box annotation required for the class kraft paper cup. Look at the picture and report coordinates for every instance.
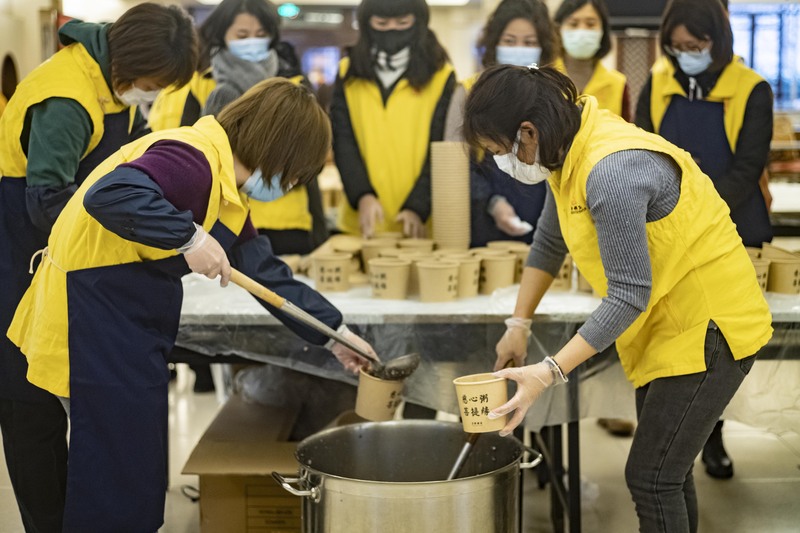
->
[751,259,770,292]
[745,247,762,260]
[312,253,352,292]
[399,238,435,252]
[766,258,800,294]
[355,368,404,422]
[368,258,411,300]
[453,373,508,433]
[397,251,430,296]
[550,255,573,291]
[761,243,799,261]
[373,231,404,241]
[577,270,593,293]
[486,240,530,252]
[479,255,517,295]
[361,239,397,273]
[455,256,481,298]
[417,260,459,302]
[470,247,510,258]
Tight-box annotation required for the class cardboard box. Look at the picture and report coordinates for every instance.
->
[182,396,302,533]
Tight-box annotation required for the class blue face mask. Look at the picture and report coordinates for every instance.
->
[227,37,271,62]
[561,29,603,60]
[241,170,286,203]
[675,48,712,76]
[495,46,542,67]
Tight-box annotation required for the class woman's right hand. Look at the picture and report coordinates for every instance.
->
[494,317,532,370]
[358,194,384,238]
[182,225,231,286]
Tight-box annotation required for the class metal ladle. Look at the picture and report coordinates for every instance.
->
[230,269,420,380]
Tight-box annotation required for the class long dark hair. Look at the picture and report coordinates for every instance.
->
[199,0,281,70]
[463,65,582,170]
[660,0,733,73]
[345,0,448,89]
[553,0,612,61]
[478,0,558,69]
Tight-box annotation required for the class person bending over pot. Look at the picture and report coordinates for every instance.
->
[8,78,376,533]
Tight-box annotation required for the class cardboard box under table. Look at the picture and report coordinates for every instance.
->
[183,396,301,533]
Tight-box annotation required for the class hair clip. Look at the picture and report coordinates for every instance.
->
[527,63,539,70]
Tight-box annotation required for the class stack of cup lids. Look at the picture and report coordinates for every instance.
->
[431,141,471,250]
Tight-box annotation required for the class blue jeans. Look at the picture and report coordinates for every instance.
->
[625,323,756,532]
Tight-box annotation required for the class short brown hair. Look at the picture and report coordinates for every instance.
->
[108,3,198,91]
[479,0,559,68]
[217,78,331,190]
[660,0,733,73]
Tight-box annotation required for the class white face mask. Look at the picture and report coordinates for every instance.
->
[116,84,160,107]
[493,130,551,185]
[495,45,542,67]
[560,29,603,60]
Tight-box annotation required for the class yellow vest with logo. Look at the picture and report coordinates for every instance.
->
[553,58,626,117]
[336,58,454,235]
[552,96,772,387]
[0,43,127,179]
[649,57,764,153]
[8,116,248,397]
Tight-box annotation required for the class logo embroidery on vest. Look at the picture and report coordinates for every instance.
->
[570,203,587,214]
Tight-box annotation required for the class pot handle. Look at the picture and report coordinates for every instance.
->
[519,446,543,470]
[272,472,321,503]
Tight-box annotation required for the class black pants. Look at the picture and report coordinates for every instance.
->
[0,395,68,533]
[258,229,313,255]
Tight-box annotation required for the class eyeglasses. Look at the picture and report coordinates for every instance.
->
[666,43,709,55]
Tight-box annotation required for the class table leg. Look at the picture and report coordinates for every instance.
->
[568,420,581,533]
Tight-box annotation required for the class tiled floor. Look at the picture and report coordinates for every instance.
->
[1,365,798,532]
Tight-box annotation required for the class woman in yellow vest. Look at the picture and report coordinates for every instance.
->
[445,0,557,246]
[199,0,326,255]
[332,0,456,238]
[463,65,771,531]
[0,5,197,532]
[554,0,629,119]
[8,79,376,532]
[635,0,774,480]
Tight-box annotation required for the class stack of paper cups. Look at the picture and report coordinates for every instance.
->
[431,141,470,250]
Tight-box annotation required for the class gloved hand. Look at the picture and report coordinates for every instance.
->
[180,223,231,286]
[328,325,377,374]
[495,317,532,371]
[395,209,426,238]
[490,360,557,437]
[490,197,533,237]
[358,194,384,238]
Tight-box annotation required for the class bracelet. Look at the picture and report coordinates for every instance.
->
[544,356,569,385]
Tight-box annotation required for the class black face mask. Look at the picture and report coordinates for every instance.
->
[369,27,416,55]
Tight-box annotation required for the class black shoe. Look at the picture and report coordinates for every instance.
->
[192,365,215,393]
[702,420,733,479]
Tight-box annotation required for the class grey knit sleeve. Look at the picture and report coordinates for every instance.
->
[577,149,681,352]
[526,186,569,276]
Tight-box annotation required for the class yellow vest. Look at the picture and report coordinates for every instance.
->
[148,70,216,131]
[8,116,248,397]
[649,57,764,153]
[551,96,772,387]
[554,58,626,117]
[0,43,127,178]
[336,58,454,235]
[0,93,6,117]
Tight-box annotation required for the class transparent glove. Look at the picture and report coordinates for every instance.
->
[494,317,532,371]
[490,198,533,237]
[490,361,555,437]
[328,325,377,375]
[395,209,426,238]
[358,194,384,238]
[180,223,231,286]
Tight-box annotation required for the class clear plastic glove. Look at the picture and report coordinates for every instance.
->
[495,317,532,371]
[180,223,231,286]
[395,209,426,238]
[490,362,555,437]
[328,325,377,375]
[358,194,384,238]
[490,198,533,237]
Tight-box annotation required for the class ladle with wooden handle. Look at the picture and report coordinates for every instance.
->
[229,269,420,380]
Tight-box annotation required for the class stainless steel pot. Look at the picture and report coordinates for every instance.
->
[273,420,542,533]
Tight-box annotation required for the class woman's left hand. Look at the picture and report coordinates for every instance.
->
[489,362,554,436]
[395,210,426,238]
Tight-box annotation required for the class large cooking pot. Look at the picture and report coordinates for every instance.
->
[272,420,542,532]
